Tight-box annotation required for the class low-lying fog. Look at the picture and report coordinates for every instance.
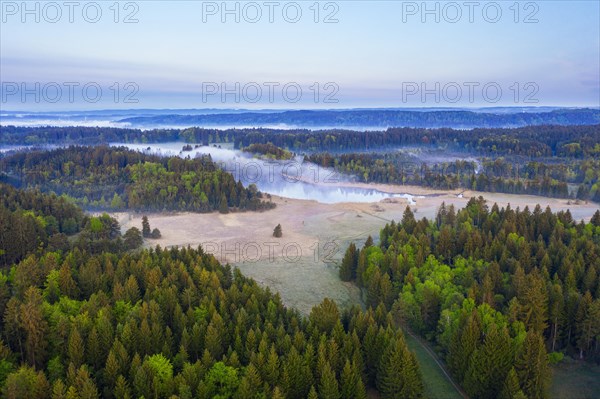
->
[395,147,483,174]
[113,142,422,204]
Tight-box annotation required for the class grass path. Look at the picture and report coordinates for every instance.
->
[402,328,468,399]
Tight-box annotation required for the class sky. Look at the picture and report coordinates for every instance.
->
[1,0,599,110]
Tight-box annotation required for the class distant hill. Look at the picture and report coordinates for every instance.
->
[118,108,600,129]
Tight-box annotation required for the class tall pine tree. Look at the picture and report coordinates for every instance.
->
[376,335,423,399]
[516,331,550,399]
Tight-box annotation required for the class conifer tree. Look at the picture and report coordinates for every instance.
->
[114,375,132,399]
[20,287,48,369]
[219,194,229,214]
[51,379,67,399]
[521,269,549,334]
[577,297,600,359]
[590,210,600,227]
[447,310,481,383]
[402,206,417,234]
[104,350,120,388]
[516,331,550,399]
[2,366,50,399]
[309,298,340,335]
[499,368,524,399]
[355,250,368,286]
[339,243,358,281]
[141,216,151,238]
[238,363,262,398]
[463,324,512,398]
[318,362,340,399]
[271,386,285,399]
[341,359,366,399]
[376,336,423,399]
[282,347,311,399]
[262,345,280,386]
[354,377,367,399]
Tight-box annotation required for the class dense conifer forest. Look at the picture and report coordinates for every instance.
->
[0,185,424,399]
[339,198,600,399]
[0,146,275,213]
[0,183,147,267]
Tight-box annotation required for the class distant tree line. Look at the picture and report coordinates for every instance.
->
[2,125,599,159]
[232,125,600,157]
[306,152,589,199]
[114,108,600,129]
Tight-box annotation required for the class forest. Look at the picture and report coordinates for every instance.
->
[230,125,600,156]
[116,108,600,129]
[306,153,600,201]
[0,183,149,267]
[0,185,425,399]
[0,146,275,213]
[339,198,600,399]
[4,124,599,202]
[3,125,600,156]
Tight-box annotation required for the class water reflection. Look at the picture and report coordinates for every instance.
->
[113,142,420,204]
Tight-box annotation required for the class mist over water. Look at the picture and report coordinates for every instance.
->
[114,142,419,204]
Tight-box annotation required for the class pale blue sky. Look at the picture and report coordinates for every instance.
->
[1,0,599,110]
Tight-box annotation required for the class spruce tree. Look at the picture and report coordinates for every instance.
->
[67,328,85,369]
[339,243,357,281]
[114,375,131,399]
[355,250,368,286]
[516,331,550,399]
[447,310,481,383]
[341,359,366,399]
[590,210,600,227]
[402,206,417,234]
[367,270,382,308]
[141,216,151,238]
[282,347,311,399]
[499,368,524,399]
[463,324,512,398]
[219,194,229,214]
[354,376,367,399]
[376,336,423,399]
[318,362,340,399]
[576,297,600,359]
[271,386,285,399]
[263,346,280,386]
[521,269,549,334]
[51,379,67,399]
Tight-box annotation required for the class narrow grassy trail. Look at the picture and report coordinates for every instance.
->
[402,328,468,399]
